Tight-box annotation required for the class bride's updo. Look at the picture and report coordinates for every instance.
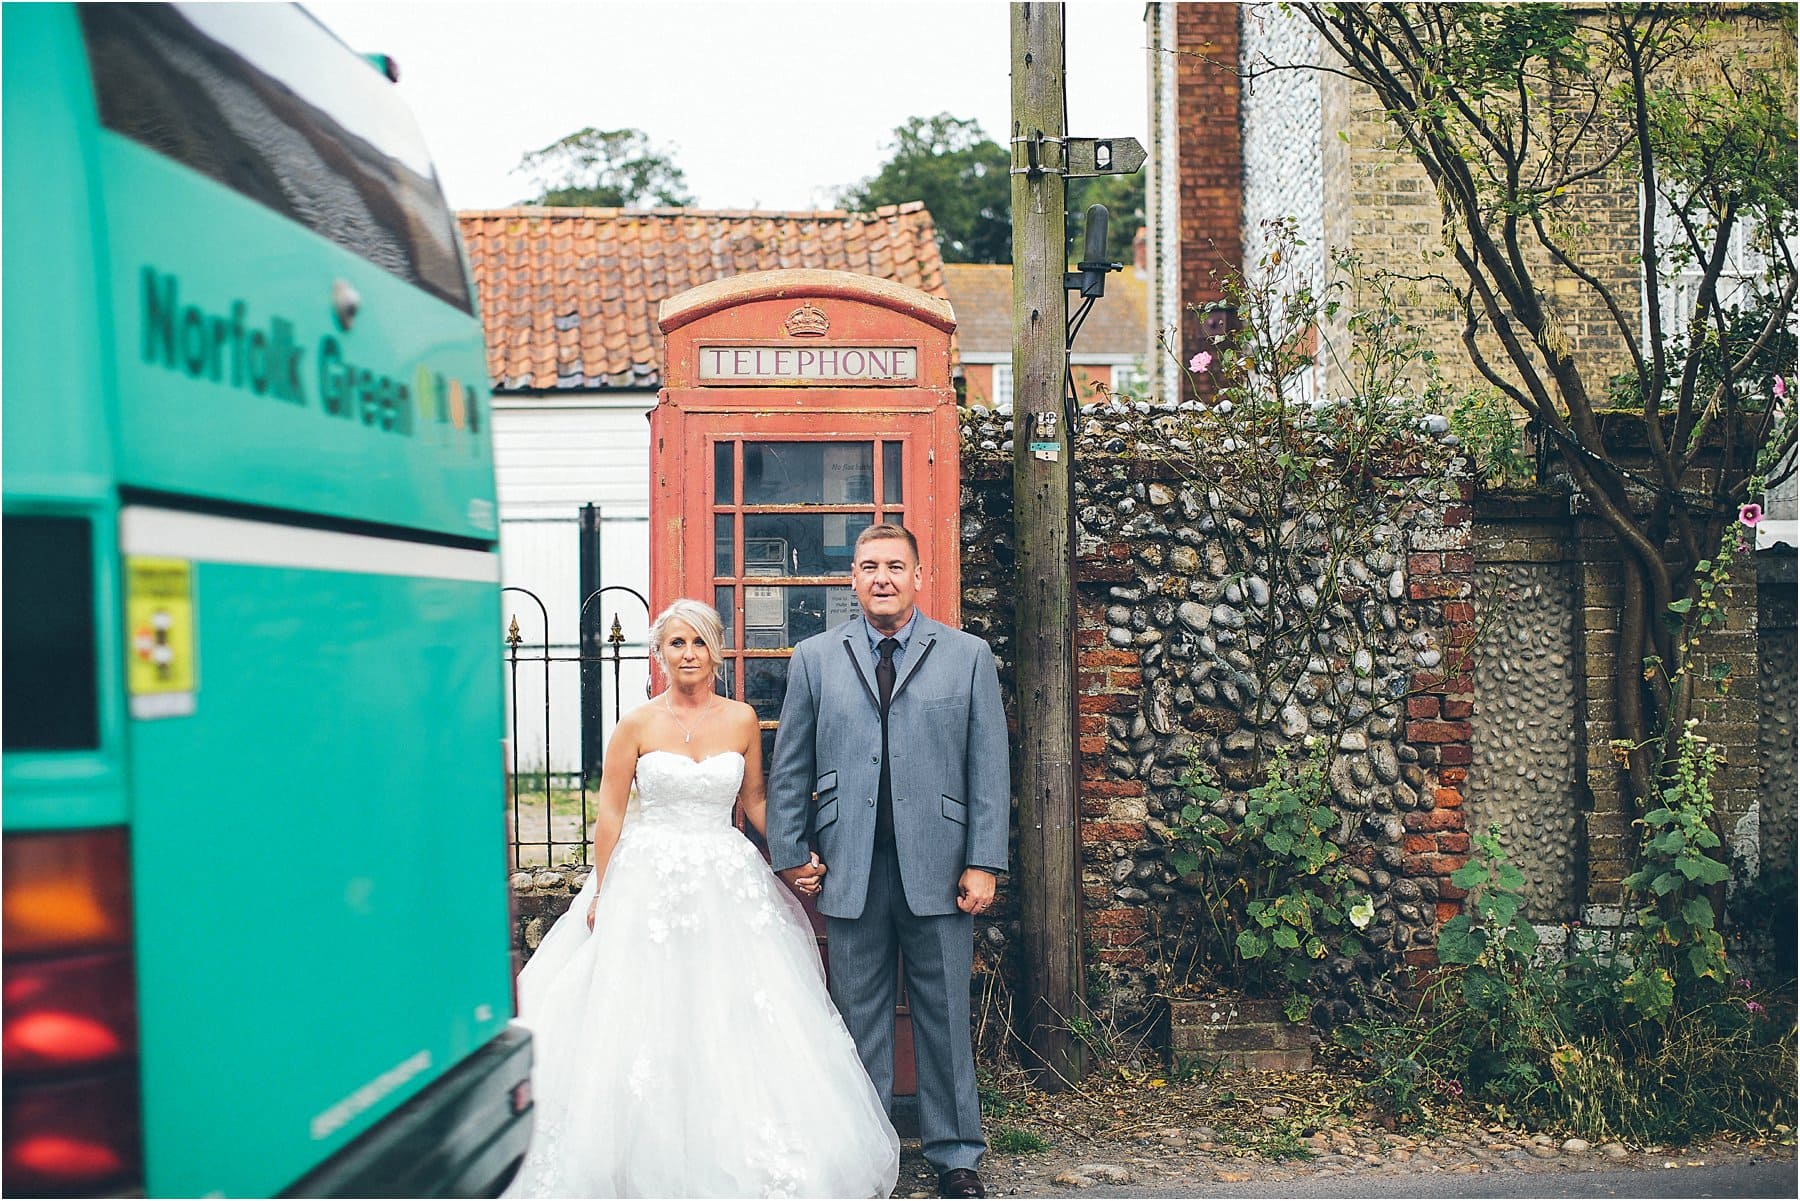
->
[648,598,727,683]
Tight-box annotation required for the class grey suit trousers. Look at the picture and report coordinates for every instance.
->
[826,839,984,1174]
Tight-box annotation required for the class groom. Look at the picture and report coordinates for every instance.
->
[768,523,1010,1199]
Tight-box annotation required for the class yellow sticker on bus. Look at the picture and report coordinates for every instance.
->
[125,556,196,718]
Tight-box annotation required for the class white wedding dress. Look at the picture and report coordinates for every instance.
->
[504,750,900,1199]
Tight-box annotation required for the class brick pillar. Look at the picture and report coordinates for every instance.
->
[1688,553,1763,843]
[1577,517,1763,911]
[1174,1,1243,370]
[1400,484,1477,968]
[1576,521,1630,907]
[1076,594,1151,970]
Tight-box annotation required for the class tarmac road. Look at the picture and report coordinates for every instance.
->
[1033,1155,1798,1198]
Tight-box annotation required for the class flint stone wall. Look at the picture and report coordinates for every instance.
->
[961,402,1473,1030]
[1757,551,1797,879]
[1469,513,1583,921]
[510,865,590,974]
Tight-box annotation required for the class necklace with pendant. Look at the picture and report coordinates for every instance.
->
[662,694,716,744]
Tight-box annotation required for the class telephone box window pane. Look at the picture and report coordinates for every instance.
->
[825,587,857,627]
[715,585,736,649]
[883,442,904,504]
[743,514,872,576]
[741,585,861,650]
[745,657,789,721]
[714,440,734,505]
[714,514,734,576]
[742,443,873,505]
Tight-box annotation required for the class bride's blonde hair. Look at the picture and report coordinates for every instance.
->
[648,598,727,683]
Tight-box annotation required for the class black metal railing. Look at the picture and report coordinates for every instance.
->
[502,585,650,870]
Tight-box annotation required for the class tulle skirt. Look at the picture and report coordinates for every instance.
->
[504,814,899,1198]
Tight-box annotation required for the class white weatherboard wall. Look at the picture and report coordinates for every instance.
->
[493,395,653,777]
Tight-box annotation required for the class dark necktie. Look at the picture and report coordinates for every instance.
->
[875,637,899,844]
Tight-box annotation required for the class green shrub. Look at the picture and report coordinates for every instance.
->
[1336,822,1796,1141]
[1167,743,1369,1012]
[1447,387,1534,487]
[1618,722,1733,1020]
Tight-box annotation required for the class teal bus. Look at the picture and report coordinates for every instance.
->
[2,4,530,1195]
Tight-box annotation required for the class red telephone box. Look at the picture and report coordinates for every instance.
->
[651,268,960,1102]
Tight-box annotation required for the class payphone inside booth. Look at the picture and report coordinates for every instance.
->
[651,269,961,1103]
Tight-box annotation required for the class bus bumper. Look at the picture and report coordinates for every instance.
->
[282,1026,533,1199]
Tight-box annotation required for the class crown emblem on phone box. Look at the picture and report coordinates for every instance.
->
[783,303,830,338]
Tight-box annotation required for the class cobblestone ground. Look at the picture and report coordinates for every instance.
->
[888,1063,1796,1198]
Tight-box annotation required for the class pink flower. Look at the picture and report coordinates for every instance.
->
[1189,351,1213,373]
[1774,375,1788,399]
[1739,503,1763,528]
[1746,1000,1765,1015]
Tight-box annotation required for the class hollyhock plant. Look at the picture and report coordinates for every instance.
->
[1739,503,1763,528]
[1189,351,1212,373]
[1774,374,1787,399]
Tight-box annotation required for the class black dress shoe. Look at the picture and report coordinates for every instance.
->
[938,1168,986,1198]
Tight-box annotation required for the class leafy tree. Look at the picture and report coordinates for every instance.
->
[513,127,693,208]
[843,113,1147,267]
[1293,3,1797,842]
[840,113,1011,262]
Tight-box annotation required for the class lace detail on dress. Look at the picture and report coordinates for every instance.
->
[748,1119,810,1199]
[617,751,788,946]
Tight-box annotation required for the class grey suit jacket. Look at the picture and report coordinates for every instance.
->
[767,613,1011,919]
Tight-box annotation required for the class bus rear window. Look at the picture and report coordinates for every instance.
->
[2,516,100,753]
[78,3,472,314]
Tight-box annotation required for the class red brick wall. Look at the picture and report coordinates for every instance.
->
[1077,596,1151,970]
[1399,485,1477,963]
[1174,2,1243,370]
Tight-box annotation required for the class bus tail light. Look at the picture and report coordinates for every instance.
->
[2,828,131,954]
[2,829,142,1195]
[4,953,137,1072]
[3,1074,142,1195]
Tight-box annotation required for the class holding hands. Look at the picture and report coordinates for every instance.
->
[779,852,828,898]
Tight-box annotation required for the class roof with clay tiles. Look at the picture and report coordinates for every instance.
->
[943,262,1147,359]
[459,203,950,392]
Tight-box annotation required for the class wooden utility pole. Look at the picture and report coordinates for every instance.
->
[1009,1,1085,1089]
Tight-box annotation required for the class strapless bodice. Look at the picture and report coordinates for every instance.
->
[631,750,745,828]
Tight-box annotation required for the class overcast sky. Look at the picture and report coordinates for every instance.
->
[308,0,1153,212]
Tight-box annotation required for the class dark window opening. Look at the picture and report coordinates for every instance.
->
[3,516,101,752]
[79,3,472,313]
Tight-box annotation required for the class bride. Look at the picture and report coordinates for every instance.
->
[504,599,900,1198]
